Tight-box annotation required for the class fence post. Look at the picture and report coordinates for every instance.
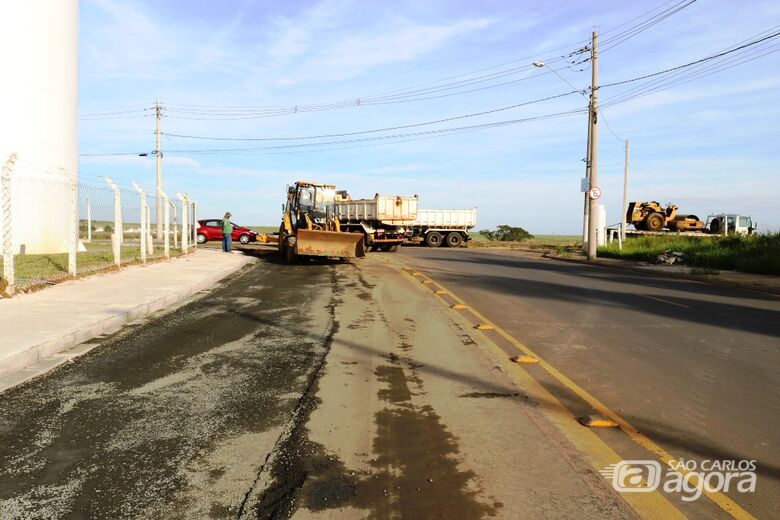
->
[177,192,188,253]
[158,188,170,258]
[170,199,178,249]
[190,199,197,248]
[86,197,92,243]
[132,182,147,264]
[104,177,122,267]
[146,204,154,255]
[66,169,78,276]
[2,154,18,294]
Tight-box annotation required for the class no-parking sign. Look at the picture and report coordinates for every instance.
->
[588,186,602,200]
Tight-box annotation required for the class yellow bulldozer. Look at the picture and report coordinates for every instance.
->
[626,201,705,232]
[278,181,365,263]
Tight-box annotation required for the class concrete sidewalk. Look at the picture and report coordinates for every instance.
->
[0,249,254,389]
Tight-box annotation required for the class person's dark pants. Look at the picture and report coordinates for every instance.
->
[222,235,232,252]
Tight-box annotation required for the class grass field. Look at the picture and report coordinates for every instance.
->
[248,226,279,235]
[1,241,183,290]
[469,232,581,249]
[598,233,780,275]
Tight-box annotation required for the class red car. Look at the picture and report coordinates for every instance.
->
[196,219,258,245]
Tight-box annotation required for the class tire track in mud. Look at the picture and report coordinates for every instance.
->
[237,267,342,518]
[248,260,502,519]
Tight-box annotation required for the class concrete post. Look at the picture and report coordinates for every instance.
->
[66,169,78,276]
[586,31,600,261]
[176,192,188,253]
[146,204,154,255]
[86,197,92,243]
[159,188,170,258]
[191,200,197,248]
[170,199,178,249]
[1,154,17,294]
[621,140,630,241]
[104,177,122,266]
[132,182,147,264]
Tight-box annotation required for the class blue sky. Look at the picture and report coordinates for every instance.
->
[79,0,780,233]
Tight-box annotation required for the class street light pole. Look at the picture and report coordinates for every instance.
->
[621,140,630,241]
[586,31,600,261]
[532,60,592,247]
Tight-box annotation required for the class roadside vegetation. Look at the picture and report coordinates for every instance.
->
[0,242,183,292]
[598,233,780,275]
[471,226,580,250]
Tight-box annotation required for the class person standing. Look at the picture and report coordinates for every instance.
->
[222,212,233,252]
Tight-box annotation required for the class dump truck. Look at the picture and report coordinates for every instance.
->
[408,208,477,247]
[278,181,365,262]
[626,201,704,232]
[335,191,418,252]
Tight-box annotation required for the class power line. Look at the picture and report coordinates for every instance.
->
[600,28,780,89]
[164,109,587,155]
[163,91,580,142]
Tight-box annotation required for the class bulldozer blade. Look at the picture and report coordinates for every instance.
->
[296,229,365,258]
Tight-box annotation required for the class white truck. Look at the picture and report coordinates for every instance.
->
[408,208,477,247]
[335,191,418,252]
[705,214,757,235]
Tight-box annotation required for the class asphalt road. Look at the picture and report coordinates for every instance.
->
[0,257,340,518]
[2,251,641,519]
[396,246,780,518]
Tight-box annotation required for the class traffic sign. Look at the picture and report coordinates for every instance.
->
[580,177,590,193]
[588,186,602,200]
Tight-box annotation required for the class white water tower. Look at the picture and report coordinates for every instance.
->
[0,0,79,254]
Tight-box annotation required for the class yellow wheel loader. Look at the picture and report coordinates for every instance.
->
[278,181,365,262]
[626,201,705,232]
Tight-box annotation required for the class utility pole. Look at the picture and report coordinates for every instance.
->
[583,102,592,246]
[155,99,163,239]
[621,140,630,241]
[586,31,600,261]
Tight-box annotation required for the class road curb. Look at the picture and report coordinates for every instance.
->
[543,253,780,297]
[0,255,256,386]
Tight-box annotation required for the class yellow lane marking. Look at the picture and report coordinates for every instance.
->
[640,294,691,309]
[394,264,755,520]
[394,267,684,520]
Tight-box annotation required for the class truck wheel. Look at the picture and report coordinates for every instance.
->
[445,232,463,248]
[646,213,665,232]
[425,231,443,248]
[388,244,400,252]
[710,219,720,233]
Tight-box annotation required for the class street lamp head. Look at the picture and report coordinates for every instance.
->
[532,61,545,68]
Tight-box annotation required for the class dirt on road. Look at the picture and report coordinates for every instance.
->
[0,253,636,519]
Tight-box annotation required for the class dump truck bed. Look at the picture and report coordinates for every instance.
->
[413,208,477,229]
[335,195,418,225]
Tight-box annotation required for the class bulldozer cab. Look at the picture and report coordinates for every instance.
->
[287,182,338,230]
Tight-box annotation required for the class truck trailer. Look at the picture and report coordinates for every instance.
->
[335,191,419,252]
[408,208,477,247]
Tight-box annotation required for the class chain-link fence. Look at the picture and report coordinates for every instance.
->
[0,154,197,295]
